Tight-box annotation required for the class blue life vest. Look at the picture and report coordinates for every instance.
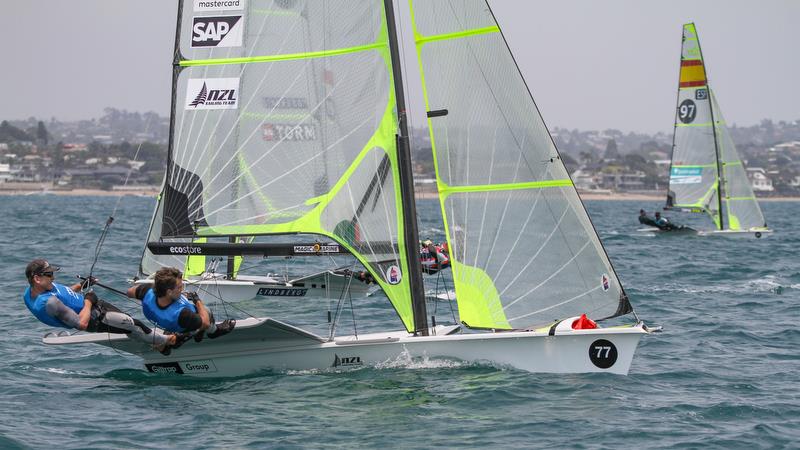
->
[23,283,86,328]
[141,288,197,332]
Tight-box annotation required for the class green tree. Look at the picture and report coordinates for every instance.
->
[37,121,49,146]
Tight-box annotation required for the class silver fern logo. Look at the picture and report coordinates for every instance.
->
[185,78,240,110]
[189,82,208,107]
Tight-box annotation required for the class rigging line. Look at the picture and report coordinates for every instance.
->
[492,184,544,281]
[196,61,354,216]
[440,0,542,178]
[110,115,154,217]
[327,274,351,341]
[471,126,499,275]
[497,199,569,298]
[178,9,280,189]
[199,109,376,221]
[504,240,592,312]
[541,179,594,295]
[86,115,155,281]
[509,284,602,323]
[175,15,298,221]
[346,274,358,338]
[192,14,354,204]
[482,143,526,271]
[189,50,308,194]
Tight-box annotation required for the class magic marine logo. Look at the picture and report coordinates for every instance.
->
[186,78,240,110]
[192,15,243,48]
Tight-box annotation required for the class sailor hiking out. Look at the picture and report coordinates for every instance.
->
[127,267,235,347]
[23,259,177,353]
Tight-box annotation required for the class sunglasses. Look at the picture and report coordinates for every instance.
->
[38,271,55,278]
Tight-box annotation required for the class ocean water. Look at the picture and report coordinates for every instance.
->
[1,195,798,449]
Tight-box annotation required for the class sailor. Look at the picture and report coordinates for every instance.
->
[638,209,658,227]
[420,239,450,275]
[127,267,235,342]
[23,258,177,354]
[654,211,680,231]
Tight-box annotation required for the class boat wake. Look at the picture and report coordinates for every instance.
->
[373,347,470,370]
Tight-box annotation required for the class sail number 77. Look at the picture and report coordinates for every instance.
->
[588,339,618,369]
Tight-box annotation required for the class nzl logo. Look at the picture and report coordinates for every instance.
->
[186,78,240,110]
[332,354,363,368]
[192,16,243,48]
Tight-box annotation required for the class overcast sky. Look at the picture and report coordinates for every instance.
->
[1,0,798,133]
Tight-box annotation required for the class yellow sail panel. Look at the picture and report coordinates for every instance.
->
[679,60,706,88]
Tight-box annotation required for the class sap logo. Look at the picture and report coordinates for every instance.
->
[183,360,217,373]
[186,78,240,110]
[169,245,203,254]
[192,16,243,48]
[262,123,317,141]
[332,354,363,367]
[146,362,184,374]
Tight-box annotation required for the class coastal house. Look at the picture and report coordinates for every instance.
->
[571,168,602,191]
[0,163,11,183]
[746,167,774,192]
[597,169,647,191]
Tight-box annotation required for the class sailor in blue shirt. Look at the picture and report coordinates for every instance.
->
[23,259,176,353]
[127,267,234,342]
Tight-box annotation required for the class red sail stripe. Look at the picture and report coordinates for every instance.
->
[679,80,707,88]
[681,59,703,67]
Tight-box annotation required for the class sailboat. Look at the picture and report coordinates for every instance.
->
[44,0,654,376]
[665,23,772,238]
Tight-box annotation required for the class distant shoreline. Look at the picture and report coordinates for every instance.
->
[2,188,798,202]
[0,188,159,197]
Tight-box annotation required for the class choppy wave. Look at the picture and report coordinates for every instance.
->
[1,197,799,447]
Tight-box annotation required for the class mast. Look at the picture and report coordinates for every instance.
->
[693,25,725,230]
[140,0,185,276]
[383,0,428,335]
[666,28,683,210]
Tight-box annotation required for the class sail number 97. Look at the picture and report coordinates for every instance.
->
[588,339,618,369]
[678,99,697,124]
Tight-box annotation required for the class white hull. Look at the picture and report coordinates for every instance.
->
[43,318,649,377]
[134,271,374,302]
[697,228,773,239]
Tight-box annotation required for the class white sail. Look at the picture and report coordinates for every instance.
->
[667,23,768,232]
[143,0,420,330]
[713,93,767,230]
[409,0,633,329]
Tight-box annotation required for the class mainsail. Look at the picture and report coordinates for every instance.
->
[142,0,419,331]
[667,23,766,231]
[408,0,632,329]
